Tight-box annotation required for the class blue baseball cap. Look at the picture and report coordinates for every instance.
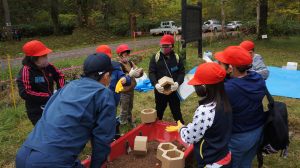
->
[83,53,113,76]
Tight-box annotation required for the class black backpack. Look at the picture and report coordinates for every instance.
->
[257,89,289,168]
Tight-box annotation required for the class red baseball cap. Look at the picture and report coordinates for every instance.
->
[96,45,112,58]
[23,40,52,57]
[215,46,252,66]
[116,44,131,55]
[160,34,175,45]
[240,40,255,51]
[214,51,227,64]
[188,62,226,85]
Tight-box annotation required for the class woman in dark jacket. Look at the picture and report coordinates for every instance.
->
[17,40,65,125]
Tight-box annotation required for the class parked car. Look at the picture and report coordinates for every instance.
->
[226,21,242,31]
[202,20,222,32]
[150,21,180,36]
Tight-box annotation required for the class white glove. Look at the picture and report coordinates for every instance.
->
[129,68,139,77]
[133,68,143,78]
[203,51,213,63]
[155,83,164,93]
[171,82,179,91]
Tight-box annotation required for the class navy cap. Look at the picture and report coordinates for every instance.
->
[83,53,113,76]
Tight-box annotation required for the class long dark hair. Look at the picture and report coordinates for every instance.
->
[22,56,38,66]
[194,82,231,113]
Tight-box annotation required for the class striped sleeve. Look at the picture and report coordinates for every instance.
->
[49,63,65,89]
[22,66,50,97]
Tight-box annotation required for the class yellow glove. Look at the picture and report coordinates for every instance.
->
[115,79,124,93]
[165,120,183,132]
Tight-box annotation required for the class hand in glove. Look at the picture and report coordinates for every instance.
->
[129,68,140,77]
[115,78,125,93]
[134,68,144,78]
[155,83,164,93]
[171,82,179,91]
[165,121,183,132]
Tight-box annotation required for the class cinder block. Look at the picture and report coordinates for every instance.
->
[161,149,185,168]
[158,76,174,95]
[156,142,177,161]
[134,136,148,155]
[141,108,157,124]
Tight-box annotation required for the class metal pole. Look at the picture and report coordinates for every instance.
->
[198,1,202,58]
[7,55,16,109]
[181,0,187,62]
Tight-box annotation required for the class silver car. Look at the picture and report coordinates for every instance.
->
[202,20,222,32]
[226,21,242,31]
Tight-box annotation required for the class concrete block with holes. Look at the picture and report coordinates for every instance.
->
[133,136,148,155]
[158,76,174,95]
[161,149,185,168]
[141,108,157,123]
[156,142,177,161]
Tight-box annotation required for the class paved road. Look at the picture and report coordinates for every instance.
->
[0,31,239,69]
[0,37,161,69]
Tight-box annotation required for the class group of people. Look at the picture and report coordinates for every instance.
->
[167,40,269,168]
[14,34,269,168]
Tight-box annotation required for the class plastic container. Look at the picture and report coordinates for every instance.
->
[81,121,194,168]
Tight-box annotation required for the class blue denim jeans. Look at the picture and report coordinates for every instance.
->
[16,145,84,168]
[229,126,263,168]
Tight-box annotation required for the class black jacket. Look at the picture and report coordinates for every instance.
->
[148,51,185,86]
[17,63,65,108]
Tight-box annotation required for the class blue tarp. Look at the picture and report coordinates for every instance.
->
[266,66,300,99]
[135,66,300,98]
[134,79,154,92]
[183,66,300,99]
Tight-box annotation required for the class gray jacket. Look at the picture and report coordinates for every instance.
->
[251,54,269,80]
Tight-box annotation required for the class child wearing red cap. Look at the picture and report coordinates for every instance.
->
[17,40,65,125]
[166,62,232,167]
[215,46,267,168]
[240,40,269,80]
[149,34,185,124]
[116,44,143,126]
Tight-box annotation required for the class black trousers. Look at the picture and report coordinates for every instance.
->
[25,103,44,126]
[154,90,184,124]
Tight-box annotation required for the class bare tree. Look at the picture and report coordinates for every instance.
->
[77,0,88,27]
[2,0,12,40]
[221,0,226,37]
[50,0,60,35]
[257,0,268,39]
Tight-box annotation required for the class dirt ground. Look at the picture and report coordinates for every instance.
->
[107,141,186,168]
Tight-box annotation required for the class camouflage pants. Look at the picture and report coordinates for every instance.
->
[119,90,134,124]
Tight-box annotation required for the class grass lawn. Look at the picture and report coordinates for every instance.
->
[0,35,300,167]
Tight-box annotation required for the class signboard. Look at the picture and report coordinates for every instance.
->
[182,5,202,43]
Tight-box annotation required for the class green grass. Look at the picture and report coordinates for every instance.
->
[1,35,300,167]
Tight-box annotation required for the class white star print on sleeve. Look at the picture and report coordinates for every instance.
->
[179,102,216,144]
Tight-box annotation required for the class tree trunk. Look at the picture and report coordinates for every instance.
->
[257,0,268,40]
[2,0,12,40]
[77,0,88,27]
[77,0,83,27]
[102,2,109,30]
[129,14,137,37]
[50,0,60,35]
[221,0,226,38]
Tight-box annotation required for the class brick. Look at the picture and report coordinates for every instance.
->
[141,108,157,124]
[156,142,177,161]
[134,136,148,155]
[158,76,174,95]
[161,149,185,168]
